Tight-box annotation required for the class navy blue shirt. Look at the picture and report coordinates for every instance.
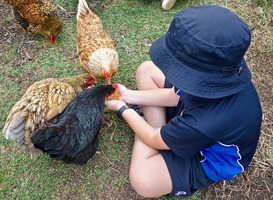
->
[161,82,262,181]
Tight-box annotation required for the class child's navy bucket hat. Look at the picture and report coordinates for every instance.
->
[150,5,252,98]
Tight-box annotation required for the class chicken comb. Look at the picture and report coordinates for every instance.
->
[112,83,118,89]
[106,83,119,100]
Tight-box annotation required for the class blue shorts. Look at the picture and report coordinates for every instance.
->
[160,151,214,197]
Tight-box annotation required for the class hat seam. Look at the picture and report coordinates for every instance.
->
[189,32,251,49]
[166,36,247,73]
[180,20,251,49]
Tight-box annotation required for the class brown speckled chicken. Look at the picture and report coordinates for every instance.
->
[2,74,96,153]
[77,0,119,84]
[5,0,63,43]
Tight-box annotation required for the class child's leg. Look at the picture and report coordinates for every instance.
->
[129,61,172,197]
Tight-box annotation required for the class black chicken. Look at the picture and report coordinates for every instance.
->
[31,84,117,164]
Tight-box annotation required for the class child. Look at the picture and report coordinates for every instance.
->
[105,5,262,197]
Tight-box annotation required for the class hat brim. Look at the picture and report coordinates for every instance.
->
[149,35,252,99]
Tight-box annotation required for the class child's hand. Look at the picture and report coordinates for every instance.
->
[105,99,126,111]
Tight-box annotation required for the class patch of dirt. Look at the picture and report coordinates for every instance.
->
[0,8,38,66]
[0,0,272,199]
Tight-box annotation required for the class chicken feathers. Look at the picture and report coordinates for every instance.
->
[2,74,95,152]
[31,84,116,164]
[6,0,63,43]
[77,0,119,84]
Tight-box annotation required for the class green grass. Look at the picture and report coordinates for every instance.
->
[253,0,273,8]
[2,46,17,62]
[0,0,271,199]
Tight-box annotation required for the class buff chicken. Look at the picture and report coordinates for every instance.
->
[5,0,63,43]
[77,0,119,84]
[2,73,96,153]
[31,84,118,164]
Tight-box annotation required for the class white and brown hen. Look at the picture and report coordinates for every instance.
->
[77,0,119,84]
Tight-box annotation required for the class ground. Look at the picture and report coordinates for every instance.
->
[0,0,272,199]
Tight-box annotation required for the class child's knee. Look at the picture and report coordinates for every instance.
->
[136,61,152,79]
[129,169,153,197]
[135,61,157,87]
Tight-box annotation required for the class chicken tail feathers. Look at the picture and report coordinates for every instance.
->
[77,0,91,21]
[32,125,99,165]
[61,134,99,165]
[31,127,53,150]
[4,114,26,143]
[12,8,30,29]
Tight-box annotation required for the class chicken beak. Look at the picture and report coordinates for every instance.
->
[102,68,111,84]
[107,78,111,84]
